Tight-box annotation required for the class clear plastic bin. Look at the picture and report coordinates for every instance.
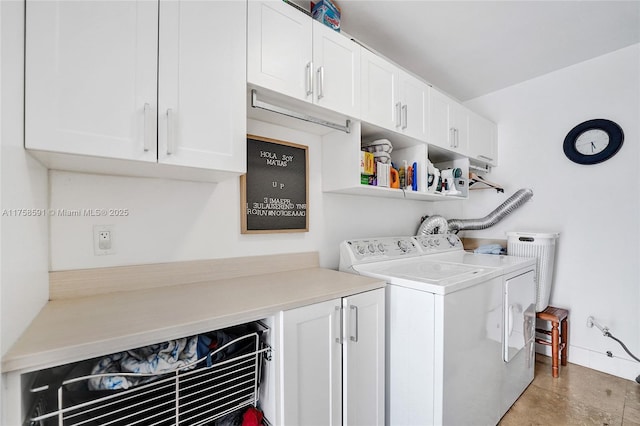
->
[507,232,559,312]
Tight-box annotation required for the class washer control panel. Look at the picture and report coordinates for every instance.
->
[340,237,418,263]
[414,234,463,253]
[339,234,464,269]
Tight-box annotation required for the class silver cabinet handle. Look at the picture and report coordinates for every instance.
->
[166,108,175,156]
[401,104,408,130]
[334,306,343,344]
[317,66,325,100]
[143,103,153,152]
[396,102,402,128]
[449,127,456,148]
[306,61,313,97]
[349,305,359,342]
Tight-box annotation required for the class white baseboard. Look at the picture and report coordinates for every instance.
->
[536,343,640,382]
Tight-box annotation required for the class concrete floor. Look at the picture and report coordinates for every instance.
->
[499,355,640,426]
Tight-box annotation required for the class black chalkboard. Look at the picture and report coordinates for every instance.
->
[240,135,309,233]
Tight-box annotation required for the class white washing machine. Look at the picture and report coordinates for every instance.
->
[339,234,537,426]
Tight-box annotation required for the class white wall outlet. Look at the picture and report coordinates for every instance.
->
[93,225,115,255]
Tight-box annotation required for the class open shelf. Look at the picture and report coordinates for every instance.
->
[321,121,469,201]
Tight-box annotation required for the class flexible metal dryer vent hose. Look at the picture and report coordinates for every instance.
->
[417,188,534,235]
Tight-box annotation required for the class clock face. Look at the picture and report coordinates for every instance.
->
[575,129,609,155]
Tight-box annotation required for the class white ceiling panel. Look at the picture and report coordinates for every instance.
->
[332,1,640,100]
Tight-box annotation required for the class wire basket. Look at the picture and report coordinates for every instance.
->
[28,333,271,426]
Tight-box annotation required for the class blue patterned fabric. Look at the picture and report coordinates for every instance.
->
[88,336,198,390]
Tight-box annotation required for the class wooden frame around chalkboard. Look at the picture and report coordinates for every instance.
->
[240,135,309,234]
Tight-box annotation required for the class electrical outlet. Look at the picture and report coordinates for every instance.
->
[94,225,115,255]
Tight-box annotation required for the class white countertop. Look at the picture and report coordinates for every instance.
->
[3,266,384,374]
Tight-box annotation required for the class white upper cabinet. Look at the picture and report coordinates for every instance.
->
[25,0,159,162]
[428,88,468,155]
[158,0,246,172]
[312,20,361,117]
[468,110,498,166]
[25,0,246,180]
[398,70,429,141]
[247,1,312,102]
[360,49,398,131]
[247,1,360,118]
[361,51,427,140]
[451,101,470,155]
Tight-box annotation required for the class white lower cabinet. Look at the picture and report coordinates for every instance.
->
[280,288,385,425]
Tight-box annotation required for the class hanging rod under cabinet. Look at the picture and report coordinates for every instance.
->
[250,89,351,133]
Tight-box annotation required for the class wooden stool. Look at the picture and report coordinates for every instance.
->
[535,306,569,378]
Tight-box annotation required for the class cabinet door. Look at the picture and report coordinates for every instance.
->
[158,0,246,172]
[428,88,453,150]
[468,111,498,166]
[247,1,312,102]
[361,49,398,131]
[25,0,158,161]
[399,70,428,141]
[312,20,361,117]
[343,289,385,426]
[281,299,342,426]
[451,103,469,155]
[429,89,469,155]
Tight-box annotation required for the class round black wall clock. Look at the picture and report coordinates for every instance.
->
[563,119,624,165]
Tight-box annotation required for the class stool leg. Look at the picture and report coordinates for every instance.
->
[551,321,560,378]
[561,318,568,366]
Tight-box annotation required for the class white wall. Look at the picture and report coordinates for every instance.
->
[50,120,326,269]
[50,118,462,270]
[463,44,640,380]
[0,1,49,357]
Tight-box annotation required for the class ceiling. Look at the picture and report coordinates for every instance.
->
[329,1,640,101]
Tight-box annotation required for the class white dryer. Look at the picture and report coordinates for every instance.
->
[339,234,536,426]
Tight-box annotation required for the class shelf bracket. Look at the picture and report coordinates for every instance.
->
[251,89,351,134]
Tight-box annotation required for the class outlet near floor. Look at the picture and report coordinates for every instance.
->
[93,225,115,255]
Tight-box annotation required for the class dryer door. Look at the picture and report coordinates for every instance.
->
[503,270,536,362]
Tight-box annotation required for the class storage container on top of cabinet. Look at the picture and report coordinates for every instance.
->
[25,0,247,182]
